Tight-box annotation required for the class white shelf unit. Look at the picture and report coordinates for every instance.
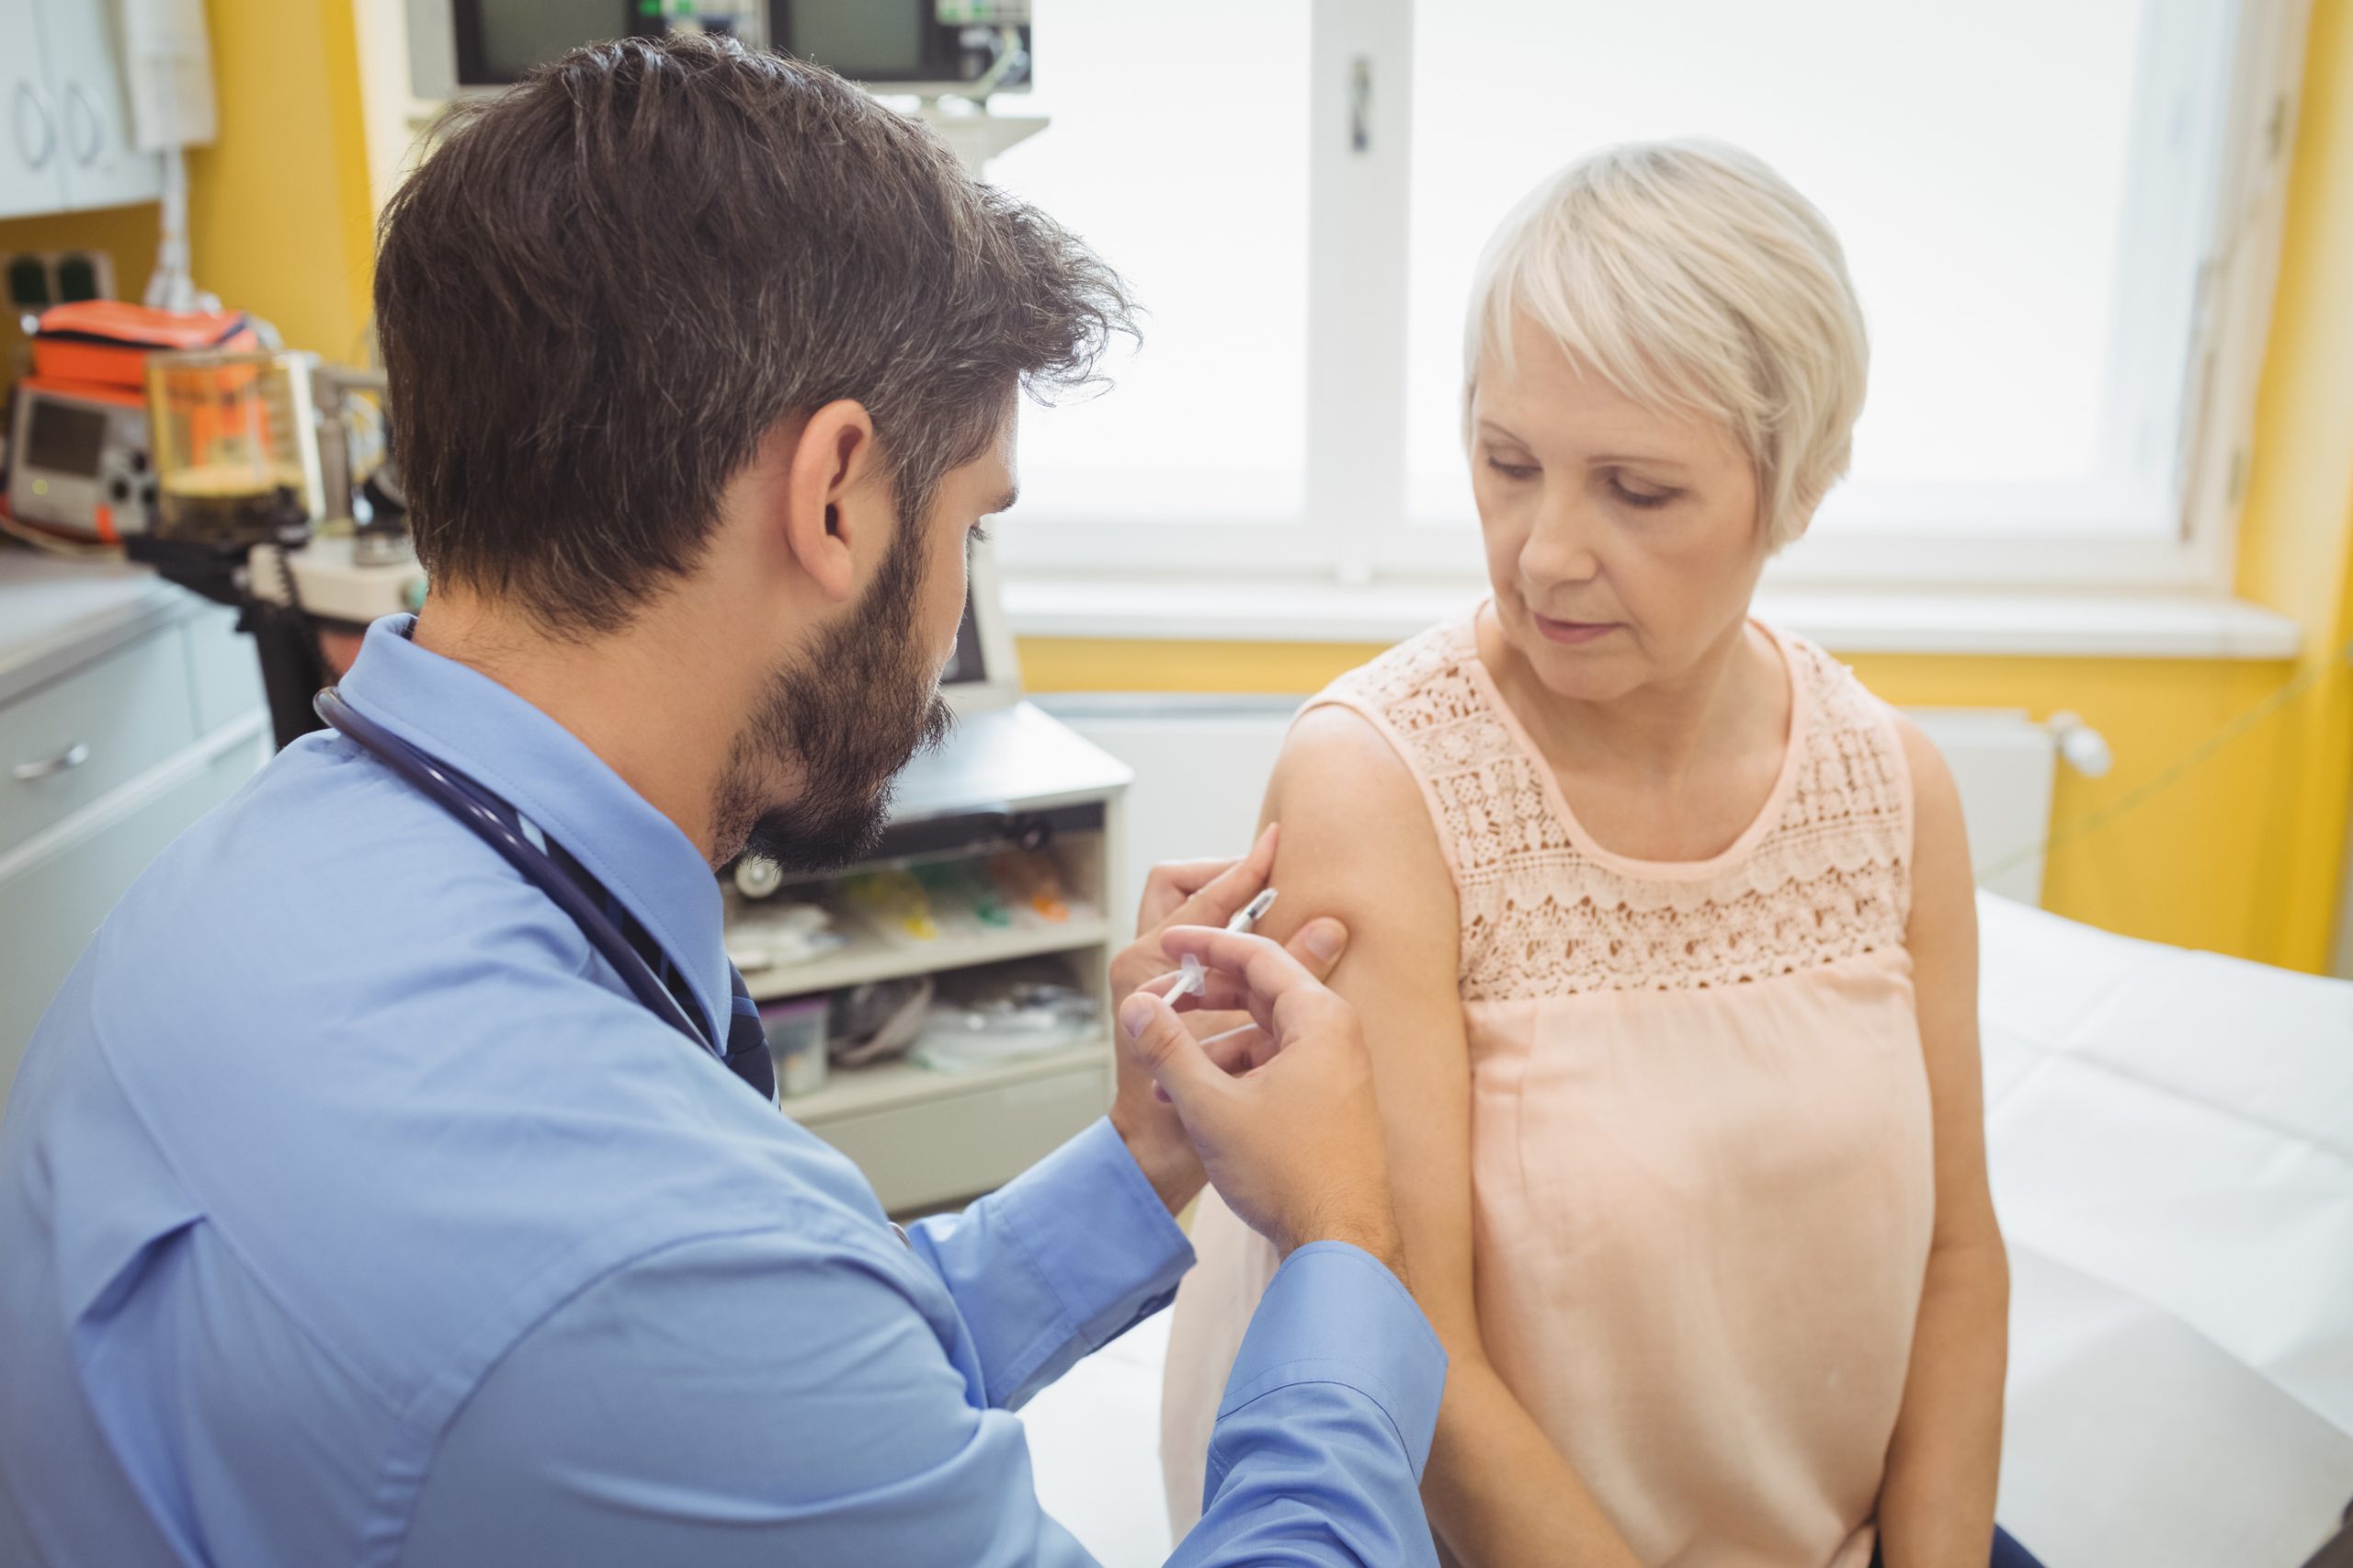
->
[729,701,1131,1213]
[740,915,1116,1005]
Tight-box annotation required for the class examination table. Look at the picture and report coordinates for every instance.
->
[1015,892,2353,1568]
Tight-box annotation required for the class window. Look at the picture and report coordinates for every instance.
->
[995,0,2303,592]
[984,0,1314,541]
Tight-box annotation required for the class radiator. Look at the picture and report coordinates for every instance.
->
[1036,695,2061,920]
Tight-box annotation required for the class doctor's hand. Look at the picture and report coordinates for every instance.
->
[1107,827,1351,1215]
[1120,926,1405,1282]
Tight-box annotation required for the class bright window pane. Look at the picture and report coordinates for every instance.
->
[986,0,1310,523]
[1404,0,2189,531]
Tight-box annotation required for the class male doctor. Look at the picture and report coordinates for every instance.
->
[0,34,1446,1568]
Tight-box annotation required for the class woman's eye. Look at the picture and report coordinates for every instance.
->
[1485,457,1539,481]
[966,522,994,551]
[1609,477,1676,509]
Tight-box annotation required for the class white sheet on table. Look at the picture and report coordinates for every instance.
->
[1979,892,2353,1565]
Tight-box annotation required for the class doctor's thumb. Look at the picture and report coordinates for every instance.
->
[1120,993,1222,1113]
[1287,918,1349,979]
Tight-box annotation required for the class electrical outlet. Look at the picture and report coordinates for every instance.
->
[51,250,115,302]
[0,250,118,313]
[4,254,51,313]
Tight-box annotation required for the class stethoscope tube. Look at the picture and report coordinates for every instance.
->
[313,687,718,1056]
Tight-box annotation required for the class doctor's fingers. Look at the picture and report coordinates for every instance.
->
[1154,924,1348,1029]
[1138,919,1349,1030]
[1198,1021,1279,1075]
[1144,1013,1267,1104]
[1135,824,1279,936]
[1135,855,1245,931]
[1138,971,1268,1034]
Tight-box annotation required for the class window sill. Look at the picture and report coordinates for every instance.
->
[1003,575,2303,662]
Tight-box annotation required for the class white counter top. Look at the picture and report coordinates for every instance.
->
[0,551,192,706]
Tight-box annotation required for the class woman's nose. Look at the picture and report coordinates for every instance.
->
[1520,496,1603,586]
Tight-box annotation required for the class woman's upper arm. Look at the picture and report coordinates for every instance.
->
[1254,706,1483,1337]
[1896,715,2004,1254]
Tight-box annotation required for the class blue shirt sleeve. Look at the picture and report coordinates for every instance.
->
[903,1117,1195,1410]
[404,1165,1446,1566]
[1179,1243,1449,1567]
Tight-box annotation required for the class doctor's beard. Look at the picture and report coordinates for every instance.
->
[710,512,955,873]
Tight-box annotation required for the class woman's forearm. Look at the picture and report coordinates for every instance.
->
[1423,1352,1644,1568]
[1876,1236,2010,1568]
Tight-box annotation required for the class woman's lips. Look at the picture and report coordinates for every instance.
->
[1531,613,1620,646]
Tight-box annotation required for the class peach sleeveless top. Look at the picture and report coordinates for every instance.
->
[1161,614,1937,1567]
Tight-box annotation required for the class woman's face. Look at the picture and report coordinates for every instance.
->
[1471,313,1769,704]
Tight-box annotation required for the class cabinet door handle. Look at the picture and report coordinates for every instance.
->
[65,83,103,165]
[13,743,91,782]
[13,83,57,170]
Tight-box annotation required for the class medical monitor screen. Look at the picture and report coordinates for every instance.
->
[772,2,1032,92]
[26,399,108,478]
[449,1,658,85]
[781,2,925,77]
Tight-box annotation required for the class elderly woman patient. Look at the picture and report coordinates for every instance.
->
[1161,142,2039,1568]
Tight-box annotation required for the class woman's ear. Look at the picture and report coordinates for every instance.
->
[781,399,881,604]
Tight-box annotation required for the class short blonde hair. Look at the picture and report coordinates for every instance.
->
[1464,140,1869,548]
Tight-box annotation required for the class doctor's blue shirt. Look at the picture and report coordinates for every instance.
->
[0,616,1447,1567]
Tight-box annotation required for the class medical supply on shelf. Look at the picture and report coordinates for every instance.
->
[845,868,941,944]
[725,898,846,972]
[913,965,1098,1074]
[758,995,830,1098]
[829,975,935,1067]
[987,847,1072,922]
[915,858,1015,929]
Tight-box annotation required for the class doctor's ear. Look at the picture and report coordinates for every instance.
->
[781,399,883,604]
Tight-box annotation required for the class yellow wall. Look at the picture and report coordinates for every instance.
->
[185,1,380,361]
[2232,0,2353,972]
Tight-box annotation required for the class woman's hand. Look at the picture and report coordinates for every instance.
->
[1106,826,1351,1213]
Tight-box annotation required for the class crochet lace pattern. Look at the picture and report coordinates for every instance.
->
[1312,619,1912,1001]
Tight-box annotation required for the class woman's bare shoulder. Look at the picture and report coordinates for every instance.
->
[1261,704,1458,948]
[1886,710,1978,955]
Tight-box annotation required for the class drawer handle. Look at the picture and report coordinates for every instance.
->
[65,84,103,165]
[13,743,91,782]
[13,83,56,170]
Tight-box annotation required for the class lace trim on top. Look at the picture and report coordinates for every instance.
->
[1313,618,1912,1001]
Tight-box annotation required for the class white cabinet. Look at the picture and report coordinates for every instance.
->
[0,726,266,1070]
[0,565,268,1108]
[0,0,161,220]
[0,0,63,218]
[42,0,156,211]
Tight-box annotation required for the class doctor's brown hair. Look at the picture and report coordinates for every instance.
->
[374,33,1130,634]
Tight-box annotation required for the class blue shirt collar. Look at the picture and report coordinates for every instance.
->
[335,614,731,1045]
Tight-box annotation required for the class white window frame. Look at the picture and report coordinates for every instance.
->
[999,0,2312,597]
